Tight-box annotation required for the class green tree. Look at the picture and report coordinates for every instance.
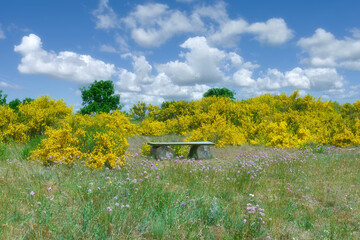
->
[22,98,34,104]
[0,90,7,105]
[80,80,122,114]
[9,98,22,112]
[203,88,235,100]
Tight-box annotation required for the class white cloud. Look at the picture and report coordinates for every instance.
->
[283,67,344,93]
[115,34,129,52]
[233,69,256,87]
[0,81,22,90]
[254,67,344,95]
[14,34,116,84]
[209,17,293,46]
[192,2,229,25]
[92,0,119,29]
[117,1,292,48]
[256,68,284,90]
[99,44,117,53]
[115,55,210,109]
[284,67,311,89]
[247,18,293,45]
[298,28,360,70]
[349,28,360,38]
[123,3,200,47]
[157,36,226,85]
[209,19,248,46]
[0,24,5,39]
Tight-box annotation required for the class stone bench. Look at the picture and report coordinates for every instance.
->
[148,141,215,160]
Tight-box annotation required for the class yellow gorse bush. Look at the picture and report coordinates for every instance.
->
[0,105,28,143]
[18,95,73,137]
[30,123,83,166]
[0,96,72,143]
[139,91,360,148]
[30,110,137,169]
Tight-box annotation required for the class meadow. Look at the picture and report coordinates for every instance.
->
[1,92,360,239]
[0,136,359,239]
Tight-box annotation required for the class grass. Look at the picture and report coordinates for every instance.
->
[0,137,359,239]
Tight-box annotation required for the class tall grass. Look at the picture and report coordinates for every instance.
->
[0,143,359,239]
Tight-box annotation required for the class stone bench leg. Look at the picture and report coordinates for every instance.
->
[189,145,213,159]
[150,146,174,160]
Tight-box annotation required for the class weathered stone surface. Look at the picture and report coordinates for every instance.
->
[150,146,174,160]
[189,145,213,159]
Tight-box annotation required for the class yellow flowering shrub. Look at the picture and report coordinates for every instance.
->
[30,109,137,169]
[140,142,152,156]
[0,105,29,143]
[139,119,168,136]
[30,123,83,166]
[83,132,128,169]
[136,91,360,148]
[185,115,246,147]
[18,95,72,137]
[2,123,29,143]
[130,101,159,120]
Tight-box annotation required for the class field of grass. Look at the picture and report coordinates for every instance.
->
[0,136,359,239]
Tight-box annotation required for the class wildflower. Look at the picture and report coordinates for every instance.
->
[125,204,130,208]
[114,196,118,200]
[47,187,52,191]
[115,202,119,207]
[88,189,92,193]
[243,219,247,224]
[37,202,41,205]
[107,207,112,212]
[30,191,34,196]
[181,203,186,207]
[133,179,137,183]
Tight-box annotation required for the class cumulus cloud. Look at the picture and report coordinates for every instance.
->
[256,69,284,90]
[233,69,256,87]
[247,18,293,45]
[92,0,119,29]
[298,28,360,70]
[115,53,210,109]
[210,18,293,46]
[157,37,227,84]
[253,66,345,97]
[256,67,344,94]
[209,19,248,46]
[108,1,292,48]
[123,3,201,47]
[14,34,116,84]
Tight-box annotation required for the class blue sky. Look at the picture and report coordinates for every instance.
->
[1,0,360,111]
